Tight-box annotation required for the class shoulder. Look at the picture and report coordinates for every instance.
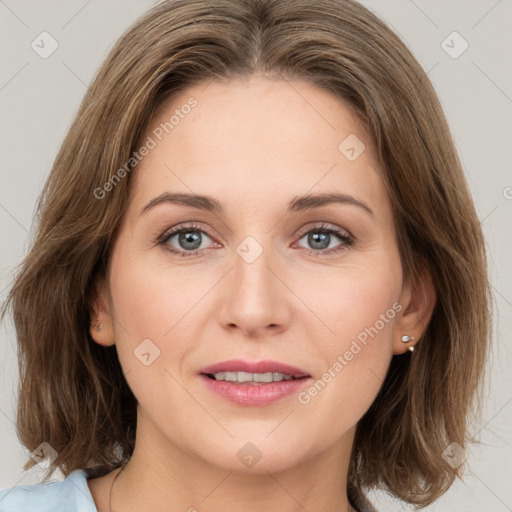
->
[0,470,97,512]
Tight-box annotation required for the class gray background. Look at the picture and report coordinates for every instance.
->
[1,1,511,510]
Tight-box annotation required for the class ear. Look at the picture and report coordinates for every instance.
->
[88,276,116,347]
[393,265,436,355]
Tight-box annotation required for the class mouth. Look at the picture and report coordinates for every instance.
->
[198,359,312,406]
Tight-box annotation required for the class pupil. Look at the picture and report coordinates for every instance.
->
[180,230,201,250]
[309,232,329,249]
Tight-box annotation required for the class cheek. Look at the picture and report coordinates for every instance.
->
[295,259,402,420]
[301,251,402,346]
[106,241,223,407]
[106,242,188,383]
[108,239,203,341]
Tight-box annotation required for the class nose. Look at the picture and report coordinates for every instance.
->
[217,243,291,338]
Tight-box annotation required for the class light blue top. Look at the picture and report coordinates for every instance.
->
[0,470,97,512]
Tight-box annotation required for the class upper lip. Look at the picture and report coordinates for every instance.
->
[199,359,310,378]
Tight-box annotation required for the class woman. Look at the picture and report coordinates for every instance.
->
[0,0,491,511]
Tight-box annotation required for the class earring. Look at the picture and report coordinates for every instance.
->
[97,323,103,332]
[401,335,415,352]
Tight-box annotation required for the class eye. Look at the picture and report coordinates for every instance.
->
[157,223,217,257]
[157,222,354,257]
[293,223,354,256]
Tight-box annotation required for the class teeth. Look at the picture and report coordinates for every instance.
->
[212,371,294,383]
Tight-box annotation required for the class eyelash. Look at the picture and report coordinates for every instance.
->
[156,222,354,258]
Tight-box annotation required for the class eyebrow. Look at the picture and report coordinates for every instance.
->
[138,191,374,217]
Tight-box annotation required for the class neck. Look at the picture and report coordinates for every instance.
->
[109,415,357,512]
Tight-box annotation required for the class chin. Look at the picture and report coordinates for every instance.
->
[194,438,314,476]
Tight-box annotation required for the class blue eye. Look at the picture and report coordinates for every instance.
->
[300,227,353,253]
[294,223,354,256]
[157,223,215,257]
[157,222,354,257]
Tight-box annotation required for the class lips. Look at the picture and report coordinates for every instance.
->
[198,359,312,406]
[199,359,310,379]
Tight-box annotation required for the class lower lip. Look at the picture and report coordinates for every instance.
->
[199,374,311,406]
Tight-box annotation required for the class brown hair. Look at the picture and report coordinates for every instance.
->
[1,0,492,507]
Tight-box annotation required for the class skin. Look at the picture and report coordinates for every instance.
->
[88,75,435,512]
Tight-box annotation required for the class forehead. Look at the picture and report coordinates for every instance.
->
[128,76,387,217]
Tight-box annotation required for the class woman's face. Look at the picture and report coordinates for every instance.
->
[94,76,417,474]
